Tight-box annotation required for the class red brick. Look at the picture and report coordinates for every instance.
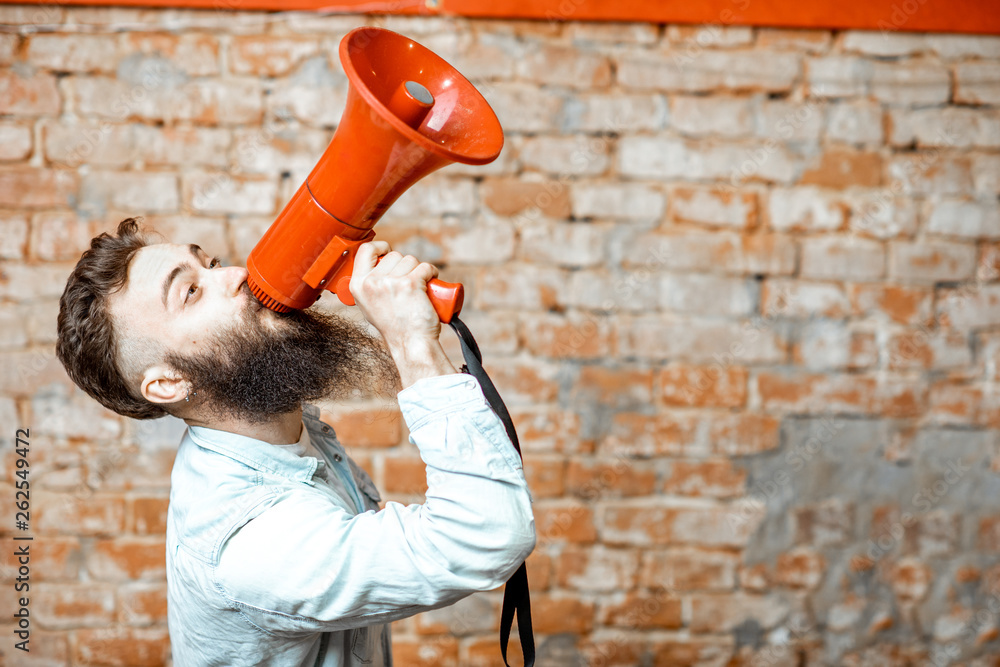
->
[708,414,781,456]
[0,212,28,259]
[598,591,682,629]
[978,515,1000,552]
[800,236,885,281]
[871,59,949,106]
[475,265,568,311]
[808,56,872,98]
[120,583,168,625]
[555,546,641,591]
[0,168,77,208]
[230,35,320,77]
[483,359,561,404]
[889,557,932,603]
[29,210,96,261]
[956,61,1000,105]
[123,32,219,76]
[534,502,597,544]
[530,594,595,634]
[890,240,977,283]
[652,639,735,667]
[525,549,551,591]
[618,49,798,93]
[774,547,825,590]
[659,364,747,408]
[520,135,611,177]
[627,231,796,276]
[73,628,170,667]
[27,33,118,73]
[0,122,32,161]
[661,459,747,499]
[602,412,701,457]
[849,284,933,325]
[763,279,851,319]
[463,635,523,667]
[689,593,790,632]
[511,409,587,454]
[34,582,116,629]
[517,44,612,89]
[382,455,427,496]
[938,284,1000,330]
[0,535,80,580]
[321,407,402,448]
[641,547,739,591]
[671,184,757,228]
[0,68,60,115]
[757,372,926,417]
[522,455,565,498]
[886,330,971,371]
[521,312,614,359]
[601,502,761,548]
[87,538,166,581]
[479,177,571,218]
[35,491,126,536]
[129,496,168,535]
[801,147,883,188]
[391,637,459,667]
[767,186,845,232]
[580,639,645,667]
[887,153,974,196]
[573,365,654,406]
[564,459,656,499]
[795,499,853,547]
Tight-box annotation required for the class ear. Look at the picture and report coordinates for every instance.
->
[140,365,188,405]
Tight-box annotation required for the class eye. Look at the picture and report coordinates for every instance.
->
[209,256,221,268]
[185,284,199,303]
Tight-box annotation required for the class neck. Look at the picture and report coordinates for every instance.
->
[183,406,304,445]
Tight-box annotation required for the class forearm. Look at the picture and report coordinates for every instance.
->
[386,337,458,389]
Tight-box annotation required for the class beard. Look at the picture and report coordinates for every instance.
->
[165,288,400,424]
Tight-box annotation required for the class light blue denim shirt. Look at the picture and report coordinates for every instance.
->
[166,373,536,666]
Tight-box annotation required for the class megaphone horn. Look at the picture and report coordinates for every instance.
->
[246,26,504,322]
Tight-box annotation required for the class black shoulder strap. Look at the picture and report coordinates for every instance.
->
[449,316,535,667]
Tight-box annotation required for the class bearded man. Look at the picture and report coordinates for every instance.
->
[55,218,535,666]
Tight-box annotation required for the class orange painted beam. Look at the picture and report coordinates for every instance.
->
[5,0,1000,35]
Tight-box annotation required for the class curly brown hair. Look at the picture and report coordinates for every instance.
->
[56,218,167,420]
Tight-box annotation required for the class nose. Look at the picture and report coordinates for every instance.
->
[222,265,249,297]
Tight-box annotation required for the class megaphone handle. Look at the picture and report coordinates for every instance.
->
[333,274,465,324]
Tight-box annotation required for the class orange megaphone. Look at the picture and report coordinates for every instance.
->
[245,26,503,323]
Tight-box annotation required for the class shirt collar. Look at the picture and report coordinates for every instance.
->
[186,407,320,484]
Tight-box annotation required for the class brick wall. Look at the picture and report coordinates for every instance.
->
[1,4,999,665]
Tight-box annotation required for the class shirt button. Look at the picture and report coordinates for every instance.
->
[333,453,342,462]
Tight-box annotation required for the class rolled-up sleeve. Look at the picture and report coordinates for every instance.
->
[214,373,536,635]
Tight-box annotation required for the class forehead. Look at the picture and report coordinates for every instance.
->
[109,242,199,326]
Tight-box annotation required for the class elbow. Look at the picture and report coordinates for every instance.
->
[490,507,536,585]
[512,515,536,564]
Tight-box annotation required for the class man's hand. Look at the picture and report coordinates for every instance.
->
[350,241,457,388]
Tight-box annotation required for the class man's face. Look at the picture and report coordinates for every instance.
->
[111,242,398,423]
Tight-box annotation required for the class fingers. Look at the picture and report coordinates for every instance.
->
[352,241,440,299]
[412,262,439,284]
[353,241,391,279]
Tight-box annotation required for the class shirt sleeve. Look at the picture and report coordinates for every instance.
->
[214,373,536,635]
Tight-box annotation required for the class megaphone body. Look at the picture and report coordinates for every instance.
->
[246,27,504,323]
